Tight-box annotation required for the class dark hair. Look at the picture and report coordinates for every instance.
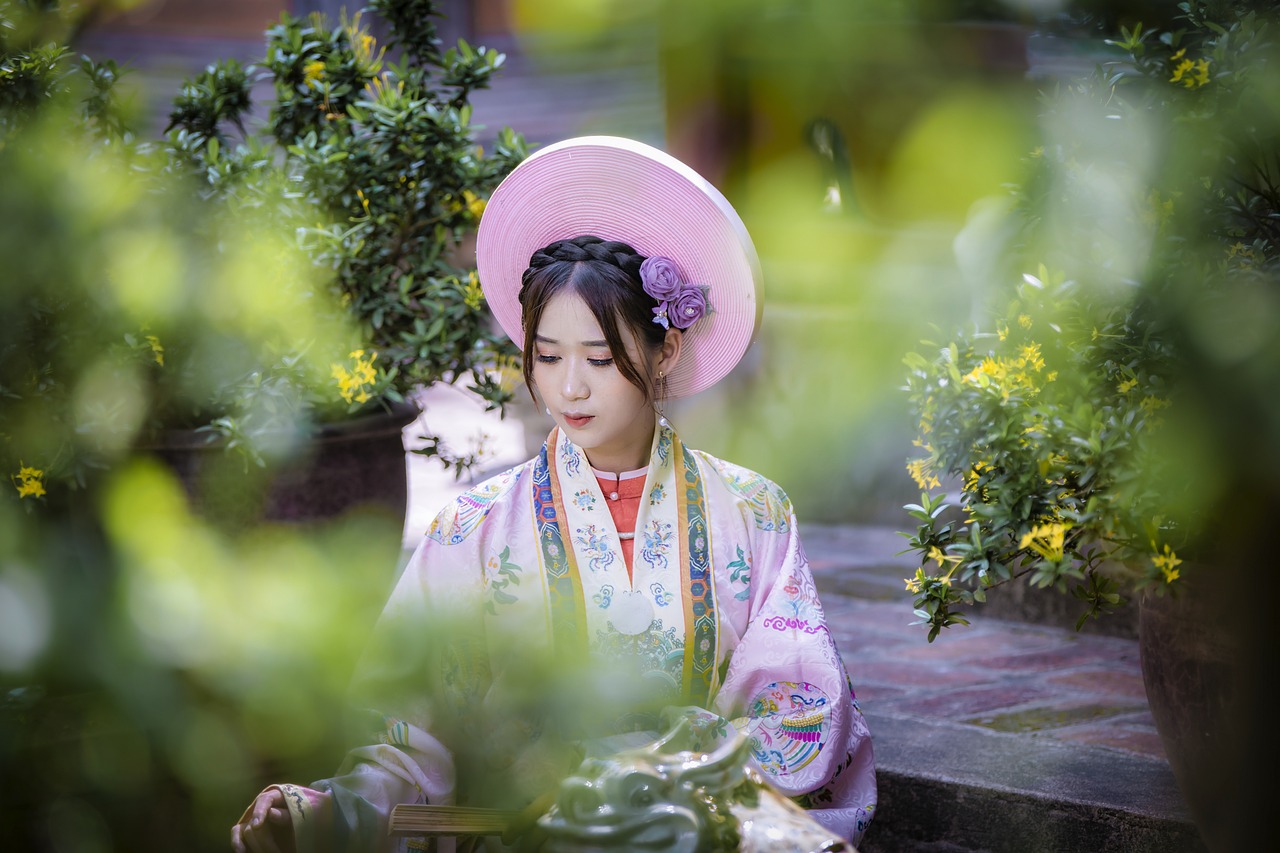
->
[518,235,668,403]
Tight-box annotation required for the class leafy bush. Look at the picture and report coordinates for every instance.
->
[899,0,1280,640]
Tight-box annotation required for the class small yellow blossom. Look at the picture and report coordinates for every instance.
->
[1118,378,1138,394]
[357,188,371,215]
[1046,371,1058,382]
[1170,52,1211,89]
[12,464,46,499]
[462,271,485,311]
[1139,395,1171,416]
[1017,314,1032,330]
[996,322,1009,342]
[1152,544,1182,583]
[303,60,326,88]
[906,457,941,491]
[1020,522,1069,562]
[331,349,379,404]
[928,546,961,569]
[1019,342,1045,371]
[462,189,486,219]
[145,334,165,366]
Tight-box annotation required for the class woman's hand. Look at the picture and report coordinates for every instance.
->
[230,787,295,853]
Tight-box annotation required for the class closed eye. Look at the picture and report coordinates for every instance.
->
[588,358,614,367]
[536,354,560,364]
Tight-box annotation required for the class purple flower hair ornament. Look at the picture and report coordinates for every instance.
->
[640,255,712,331]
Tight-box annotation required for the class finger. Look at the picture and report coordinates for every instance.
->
[230,823,246,853]
[251,791,280,828]
[266,806,289,825]
[242,823,282,853]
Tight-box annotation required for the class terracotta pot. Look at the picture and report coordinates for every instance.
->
[147,401,420,527]
[1138,577,1249,853]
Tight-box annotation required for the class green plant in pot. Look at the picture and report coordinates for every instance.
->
[899,3,1279,848]
[3,1,530,526]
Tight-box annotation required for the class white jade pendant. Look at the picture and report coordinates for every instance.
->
[611,590,655,635]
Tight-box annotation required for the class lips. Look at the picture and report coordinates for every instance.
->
[564,413,594,429]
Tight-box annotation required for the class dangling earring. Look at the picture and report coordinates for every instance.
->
[545,406,552,416]
[655,371,670,429]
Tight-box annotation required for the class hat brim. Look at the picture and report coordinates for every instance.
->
[476,136,762,399]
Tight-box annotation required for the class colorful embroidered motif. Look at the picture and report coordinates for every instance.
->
[428,467,519,544]
[572,488,597,511]
[593,583,615,609]
[575,524,616,573]
[595,622,684,693]
[744,681,831,777]
[483,546,521,614]
[727,545,751,601]
[648,484,665,505]
[378,716,411,748]
[639,519,674,570]
[650,582,674,606]
[697,454,792,533]
[678,440,717,706]
[533,434,586,652]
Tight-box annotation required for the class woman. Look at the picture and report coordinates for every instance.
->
[232,137,876,852]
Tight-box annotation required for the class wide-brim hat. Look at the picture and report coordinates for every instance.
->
[475,135,763,399]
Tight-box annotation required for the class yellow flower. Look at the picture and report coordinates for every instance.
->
[462,189,486,219]
[12,464,46,499]
[1017,314,1032,330]
[1152,544,1182,583]
[1170,53,1211,89]
[1019,522,1069,562]
[1018,342,1044,371]
[331,349,379,404]
[1118,378,1138,394]
[906,457,941,491]
[356,188,371,215]
[928,546,961,569]
[145,334,165,367]
[303,60,326,88]
[1139,395,1171,416]
[462,271,485,311]
[996,321,1009,342]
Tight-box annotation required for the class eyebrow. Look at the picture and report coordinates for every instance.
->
[534,334,610,347]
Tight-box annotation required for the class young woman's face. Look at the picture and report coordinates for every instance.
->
[532,290,673,472]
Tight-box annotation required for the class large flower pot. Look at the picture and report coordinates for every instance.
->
[1138,576,1251,853]
[147,401,420,528]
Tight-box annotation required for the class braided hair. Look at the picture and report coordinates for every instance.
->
[518,234,669,402]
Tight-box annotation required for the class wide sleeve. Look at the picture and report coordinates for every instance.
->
[287,524,490,853]
[710,501,877,846]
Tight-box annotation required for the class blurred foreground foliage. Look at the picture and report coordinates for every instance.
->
[900,0,1280,639]
[0,1,484,849]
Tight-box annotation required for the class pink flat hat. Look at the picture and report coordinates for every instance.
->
[475,135,763,399]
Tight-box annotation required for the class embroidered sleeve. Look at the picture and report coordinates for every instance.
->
[708,506,877,846]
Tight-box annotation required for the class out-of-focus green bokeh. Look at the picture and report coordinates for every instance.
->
[10,0,1280,849]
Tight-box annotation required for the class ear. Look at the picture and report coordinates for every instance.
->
[655,328,683,380]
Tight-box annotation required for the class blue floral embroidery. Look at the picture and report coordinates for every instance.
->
[648,484,666,505]
[573,489,597,511]
[650,582,674,606]
[574,524,615,573]
[593,583,615,609]
[561,438,582,478]
[639,519,673,571]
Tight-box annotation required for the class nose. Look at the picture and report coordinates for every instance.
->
[562,360,589,401]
